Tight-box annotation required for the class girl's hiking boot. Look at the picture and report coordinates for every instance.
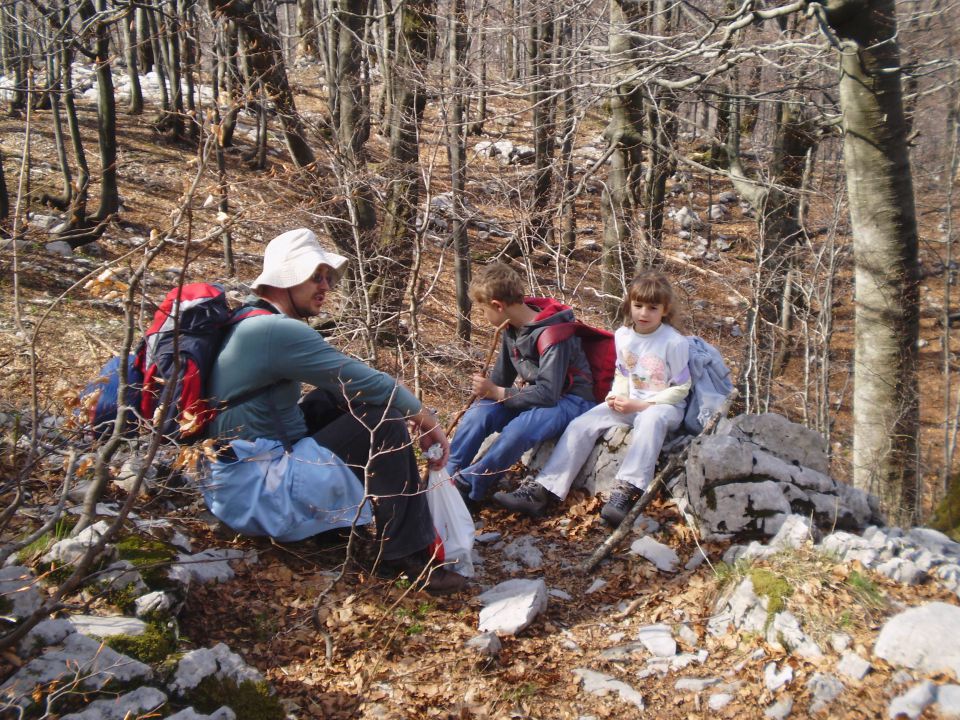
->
[600,483,643,526]
[493,477,557,517]
[378,549,467,595]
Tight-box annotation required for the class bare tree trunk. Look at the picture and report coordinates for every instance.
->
[89,0,120,223]
[297,0,320,60]
[448,0,470,341]
[376,0,435,343]
[123,6,144,114]
[822,0,921,523]
[601,0,644,320]
[525,1,555,250]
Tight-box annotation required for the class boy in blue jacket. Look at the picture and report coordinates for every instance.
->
[447,263,595,506]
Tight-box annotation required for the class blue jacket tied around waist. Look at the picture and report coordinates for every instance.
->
[204,436,372,542]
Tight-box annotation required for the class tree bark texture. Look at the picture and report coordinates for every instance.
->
[823,0,921,522]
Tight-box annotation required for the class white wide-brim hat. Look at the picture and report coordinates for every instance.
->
[251,228,348,290]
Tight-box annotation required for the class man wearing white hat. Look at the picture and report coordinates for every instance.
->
[204,228,465,594]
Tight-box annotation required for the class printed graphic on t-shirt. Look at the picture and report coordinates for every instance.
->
[620,349,668,392]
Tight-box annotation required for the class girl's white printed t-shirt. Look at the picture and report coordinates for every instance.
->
[609,323,691,405]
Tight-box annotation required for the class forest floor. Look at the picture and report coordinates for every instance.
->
[1,63,958,718]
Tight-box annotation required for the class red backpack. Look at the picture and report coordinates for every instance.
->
[536,322,616,403]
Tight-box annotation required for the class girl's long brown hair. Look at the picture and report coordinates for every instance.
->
[618,271,683,332]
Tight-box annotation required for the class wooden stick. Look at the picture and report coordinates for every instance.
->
[579,389,739,574]
[445,319,510,436]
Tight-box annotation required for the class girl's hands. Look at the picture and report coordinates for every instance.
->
[606,396,651,414]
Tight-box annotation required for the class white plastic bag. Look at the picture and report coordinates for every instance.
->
[425,467,476,577]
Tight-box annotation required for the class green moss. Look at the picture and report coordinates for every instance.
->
[188,676,284,720]
[114,535,176,589]
[104,622,177,665]
[105,581,141,613]
[931,480,960,542]
[748,568,793,624]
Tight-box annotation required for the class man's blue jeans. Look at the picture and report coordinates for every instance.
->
[446,394,595,501]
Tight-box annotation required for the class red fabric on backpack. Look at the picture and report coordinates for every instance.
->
[137,283,272,441]
[536,322,616,403]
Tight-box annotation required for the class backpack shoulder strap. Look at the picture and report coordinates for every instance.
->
[535,322,578,354]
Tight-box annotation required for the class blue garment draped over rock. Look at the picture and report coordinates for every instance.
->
[203,437,372,542]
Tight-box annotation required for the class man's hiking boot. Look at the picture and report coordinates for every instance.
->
[600,483,643,526]
[493,477,556,517]
[380,549,467,595]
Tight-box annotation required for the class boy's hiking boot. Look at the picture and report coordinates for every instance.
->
[379,549,467,595]
[493,477,556,517]
[601,483,643,526]
[452,473,480,514]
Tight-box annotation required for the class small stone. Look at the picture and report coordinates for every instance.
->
[502,536,543,570]
[709,693,734,710]
[0,566,43,619]
[806,672,844,713]
[636,624,677,657]
[829,632,852,653]
[45,240,74,257]
[836,651,871,681]
[585,578,606,594]
[629,536,679,573]
[169,643,263,695]
[764,662,793,692]
[765,695,794,720]
[676,623,699,648]
[465,632,502,657]
[674,677,721,692]
[574,668,644,710]
[887,680,936,720]
[135,591,176,618]
[475,532,501,544]
[477,578,547,636]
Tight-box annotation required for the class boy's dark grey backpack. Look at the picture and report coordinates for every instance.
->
[684,336,734,434]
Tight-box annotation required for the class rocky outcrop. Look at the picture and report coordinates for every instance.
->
[675,414,880,538]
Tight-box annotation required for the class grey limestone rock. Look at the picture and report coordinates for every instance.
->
[42,520,116,567]
[477,578,547,635]
[465,632,502,657]
[19,619,76,656]
[636,624,677,657]
[0,565,43,619]
[1,633,152,704]
[502,536,543,570]
[168,548,251,586]
[68,615,148,638]
[60,686,167,720]
[135,590,177,618]
[169,643,263,695]
[887,680,937,720]
[629,536,679,573]
[674,676,721,692]
[763,662,793,692]
[806,672,844,713]
[708,577,767,637]
[874,602,960,677]
[573,668,644,710]
[836,651,872,681]
[765,695,794,720]
[166,708,237,720]
[936,684,960,719]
